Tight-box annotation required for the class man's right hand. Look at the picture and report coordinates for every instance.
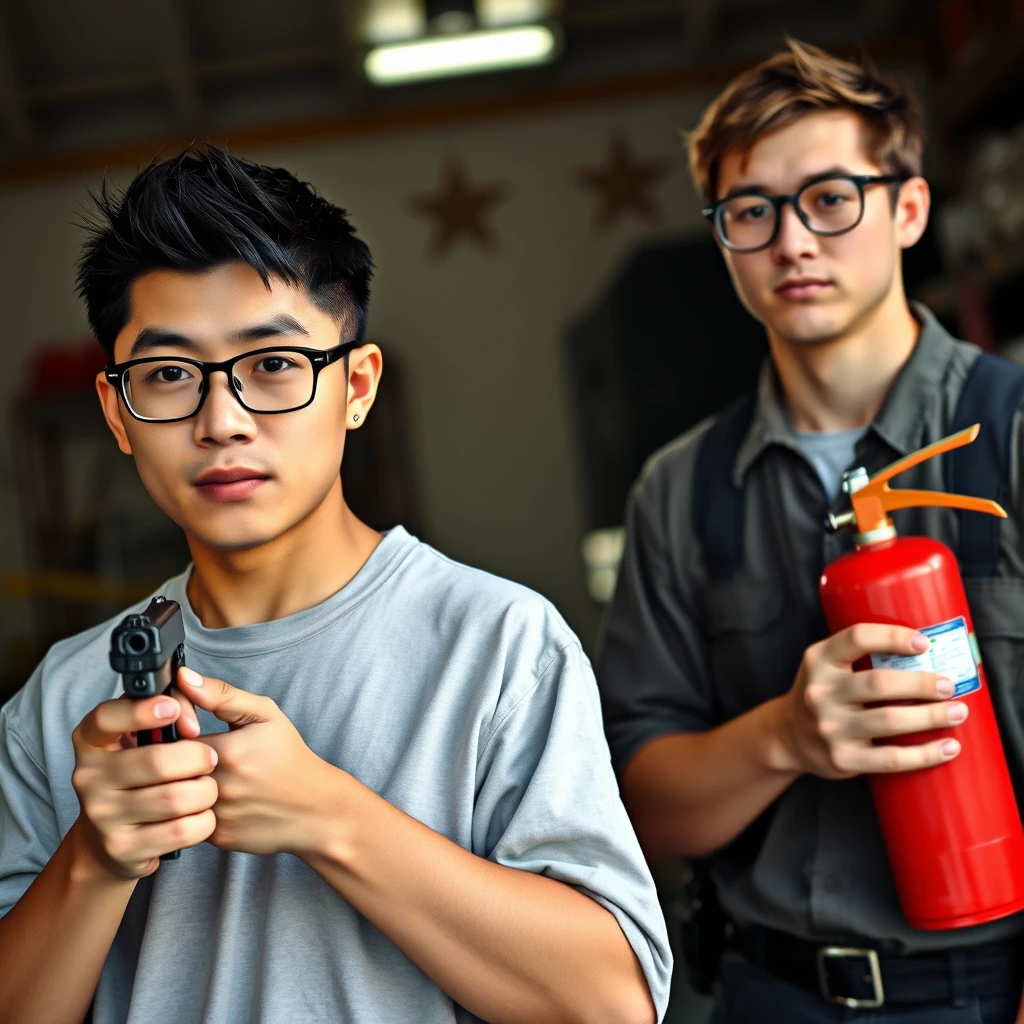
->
[775,623,967,779]
[71,695,219,879]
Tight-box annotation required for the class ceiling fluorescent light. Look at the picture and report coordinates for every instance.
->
[364,24,559,85]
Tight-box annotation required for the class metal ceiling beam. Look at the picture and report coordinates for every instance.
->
[0,7,32,151]
[8,0,913,114]
[23,46,338,106]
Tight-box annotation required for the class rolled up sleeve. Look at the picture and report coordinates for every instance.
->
[473,641,673,1021]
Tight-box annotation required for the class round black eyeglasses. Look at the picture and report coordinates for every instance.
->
[105,340,360,423]
[702,174,910,253]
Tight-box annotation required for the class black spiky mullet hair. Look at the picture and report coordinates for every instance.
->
[77,143,374,358]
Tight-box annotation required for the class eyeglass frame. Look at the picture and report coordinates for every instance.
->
[701,173,912,253]
[105,339,361,423]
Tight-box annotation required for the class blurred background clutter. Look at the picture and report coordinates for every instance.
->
[1,1,1024,1018]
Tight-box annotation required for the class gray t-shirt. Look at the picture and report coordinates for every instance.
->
[0,527,671,1023]
[790,423,866,502]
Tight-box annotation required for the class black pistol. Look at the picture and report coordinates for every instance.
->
[109,596,187,860]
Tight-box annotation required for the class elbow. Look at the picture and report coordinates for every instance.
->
[604,986,657,1024]
[563,966,656,1024]
[582,984,656,1024]
[633,815,723,862]
[667,830,725,861]
[623,792,721,863]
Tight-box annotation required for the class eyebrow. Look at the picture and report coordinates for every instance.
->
[721,165,856,200]
[128,314,311,358]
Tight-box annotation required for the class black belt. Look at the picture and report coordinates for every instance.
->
[732,925,1024,1009]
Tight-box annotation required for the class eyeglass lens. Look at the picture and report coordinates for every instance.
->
[123,350,316,420]
[716,177,864,251]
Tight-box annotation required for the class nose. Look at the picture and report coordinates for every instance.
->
[192,370,257,445]
[771,199,819,263]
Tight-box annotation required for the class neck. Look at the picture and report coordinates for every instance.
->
[768,286,920,433]
[184,478,383,628]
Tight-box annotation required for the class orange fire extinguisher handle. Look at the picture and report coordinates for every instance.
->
[850,423,1007,534]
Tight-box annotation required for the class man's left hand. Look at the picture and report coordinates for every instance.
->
[176,666,331,857]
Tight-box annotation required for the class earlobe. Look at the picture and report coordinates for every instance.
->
[95,372,133,455]
[898,177,931,250]
[345,344,383,430]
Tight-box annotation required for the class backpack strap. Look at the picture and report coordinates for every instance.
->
[691,391,758,581]
[945,353,1024,579]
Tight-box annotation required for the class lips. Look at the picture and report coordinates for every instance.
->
[775,277,832,300]
[195,467,269,486]
[193,466,271,502]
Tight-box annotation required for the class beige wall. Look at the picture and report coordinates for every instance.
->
[0,60,932,659]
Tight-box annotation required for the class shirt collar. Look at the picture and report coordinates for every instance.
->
[732,303,959,486]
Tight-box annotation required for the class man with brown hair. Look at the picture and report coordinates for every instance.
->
[597,39,1024,1023]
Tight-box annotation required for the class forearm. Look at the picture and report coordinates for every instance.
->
[300,768,655,1024]
[0,817,137,1024]
[621,696,801,860]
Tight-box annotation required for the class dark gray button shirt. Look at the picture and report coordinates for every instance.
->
[597,305,1024,951]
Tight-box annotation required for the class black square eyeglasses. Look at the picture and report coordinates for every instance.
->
[702,174,911,253]
[105,340,360,423]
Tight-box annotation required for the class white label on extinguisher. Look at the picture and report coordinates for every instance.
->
[870,616,981,698]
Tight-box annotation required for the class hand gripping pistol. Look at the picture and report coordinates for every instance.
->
[109,595,187,860]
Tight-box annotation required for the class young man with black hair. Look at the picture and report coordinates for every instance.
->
[598,40,1024,1024]
[0,145,670,1024]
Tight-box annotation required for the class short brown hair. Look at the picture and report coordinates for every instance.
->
[687,38,924,203]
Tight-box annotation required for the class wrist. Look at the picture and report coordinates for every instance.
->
[761,695,804,776]
[66,818,139,890]
[292,761,362,866]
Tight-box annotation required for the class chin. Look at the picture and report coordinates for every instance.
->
[180,509,292,553]
[190,528,280,553]
[767,303,848,346]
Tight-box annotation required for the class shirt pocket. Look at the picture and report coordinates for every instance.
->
[964,576,1024,793]
[703,580,801,719]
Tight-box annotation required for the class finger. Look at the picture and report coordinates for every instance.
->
[75,696,181,750]
[114,693,140,749]
[843,669,953,705]
[120,776,219,824]
[842,737,961,774]
[169,679,201,738]
[177,667,273,728]
[824,623,931,666]
[846,700,969,740]
[104,740,219,789]
[195,731,243,767]
[128,808,217,860]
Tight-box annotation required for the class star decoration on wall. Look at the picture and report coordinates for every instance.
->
[409,158,509,258]
[574,134,672,230]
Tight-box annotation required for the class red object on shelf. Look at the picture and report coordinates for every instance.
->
[25,340,107,398]
[819,426,1024,929]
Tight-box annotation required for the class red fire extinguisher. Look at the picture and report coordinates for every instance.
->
[820,423,1024,930]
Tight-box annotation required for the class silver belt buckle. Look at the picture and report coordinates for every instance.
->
[816,946,885,1008]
